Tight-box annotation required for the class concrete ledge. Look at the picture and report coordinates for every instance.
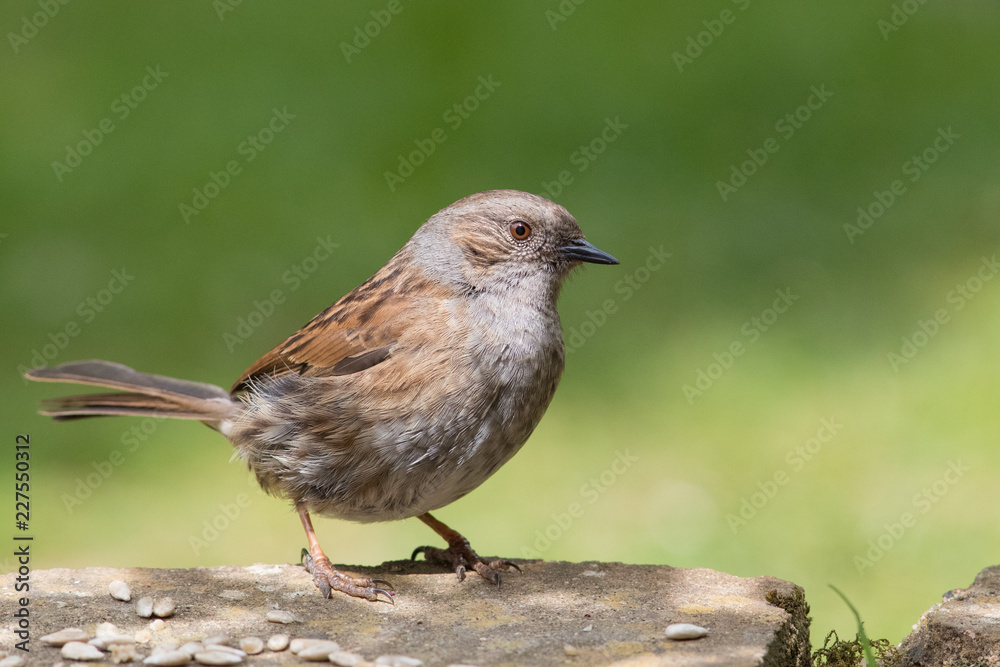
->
[1,560,810,665]
[896,564,1000,667]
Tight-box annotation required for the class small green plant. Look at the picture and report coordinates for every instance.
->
[812,586,900,667]
[830,585,877,666]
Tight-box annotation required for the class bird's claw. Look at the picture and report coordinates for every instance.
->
[301,550,395,604]
[411,541,520,588]
[371,587,395,604]
[370,577,395,591]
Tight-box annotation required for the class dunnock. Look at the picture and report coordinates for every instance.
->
[26,189,618,602]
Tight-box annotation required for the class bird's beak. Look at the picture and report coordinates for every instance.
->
[560,238,619,265]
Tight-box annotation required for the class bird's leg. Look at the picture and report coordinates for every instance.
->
[411,512,521,587]
[297,504,393,603]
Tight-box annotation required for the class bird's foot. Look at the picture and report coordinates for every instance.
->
[411,537,521,587]
[301,549,394,603]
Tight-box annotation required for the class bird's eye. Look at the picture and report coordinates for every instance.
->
[509,220,532,241]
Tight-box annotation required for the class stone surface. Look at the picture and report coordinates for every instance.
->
[0,560,810,665]
[896,564,1000,667]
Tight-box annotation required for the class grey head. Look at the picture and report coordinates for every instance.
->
[405,189,619,299]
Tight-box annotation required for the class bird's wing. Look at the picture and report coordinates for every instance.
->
[231,321,391,394]
[230,259,425,393]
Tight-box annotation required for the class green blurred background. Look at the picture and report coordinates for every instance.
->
[3,0,999,649]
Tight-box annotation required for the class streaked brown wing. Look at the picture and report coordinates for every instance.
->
[231,262,412,393]
[230,321,393,393]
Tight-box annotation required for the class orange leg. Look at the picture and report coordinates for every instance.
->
[297,504,393,603]
[412,512,521,587]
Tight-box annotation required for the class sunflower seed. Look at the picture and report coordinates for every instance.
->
[143,649,190,665]
[266,610,298,624]
[329,650,364,666]
[665,623,708,640]
[179,642,204,657]
[60,641,105,661]
[153,597,176,618]
[136,596,154,618]
[375,656,424,666]
[194,649,244,665]
[238,637,263,655]
[299,642,342,660]
[41,628,89,646]
[109,579,132,601]
[111,643,140,663]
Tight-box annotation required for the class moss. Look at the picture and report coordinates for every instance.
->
[764,587,812,667]
[766,587,810,618]
[812,629,901,667]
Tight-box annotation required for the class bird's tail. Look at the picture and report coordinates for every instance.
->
[24,360,237,426]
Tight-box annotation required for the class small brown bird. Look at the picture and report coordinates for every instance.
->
[26,189,618,602]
